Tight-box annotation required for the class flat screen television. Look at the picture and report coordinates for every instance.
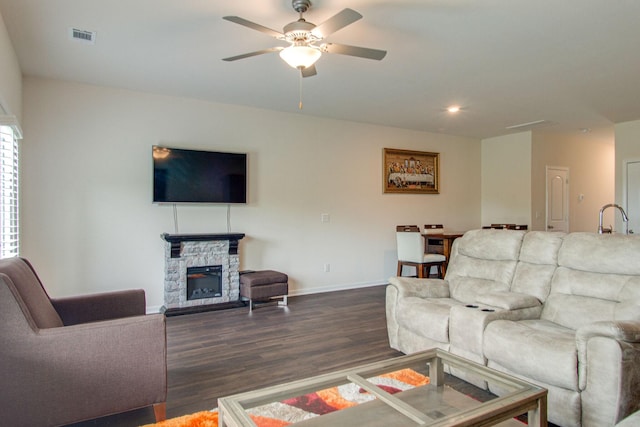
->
[152,146,247,204]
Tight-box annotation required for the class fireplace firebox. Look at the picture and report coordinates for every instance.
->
[186,265,222,300]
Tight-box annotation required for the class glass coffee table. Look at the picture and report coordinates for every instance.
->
[218,348,547,426]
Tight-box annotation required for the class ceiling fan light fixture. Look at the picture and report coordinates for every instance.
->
[279,45,321,69]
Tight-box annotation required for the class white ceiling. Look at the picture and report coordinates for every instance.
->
[1,0,639,139]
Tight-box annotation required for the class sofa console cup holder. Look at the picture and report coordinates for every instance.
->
[464,304,495,312]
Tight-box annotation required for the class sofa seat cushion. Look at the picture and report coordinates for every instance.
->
[397,297,464,343]
[484,319,578,391]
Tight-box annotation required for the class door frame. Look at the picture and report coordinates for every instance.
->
[622,158,640,234]
[545,166,569,232]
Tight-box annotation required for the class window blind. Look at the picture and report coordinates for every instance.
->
[0,124,19,258]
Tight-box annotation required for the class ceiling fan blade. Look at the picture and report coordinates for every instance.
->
[222,47,283,62]
[321,43,387,60]
[223,16,283,38]
[311,8,362,39]
[301,65,317,78]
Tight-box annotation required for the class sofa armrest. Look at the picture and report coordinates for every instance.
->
[387,276,450,299]
[616,410,640,427]
[576,321,640,423]
[51,289,146,325]
[577,321,640,373]
[386,277,450,351]
[577,320,640,344]
[475,291,541,310]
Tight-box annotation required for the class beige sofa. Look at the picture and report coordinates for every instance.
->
[386,229,640,427]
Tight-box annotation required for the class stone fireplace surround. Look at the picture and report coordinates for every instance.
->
[161,233,245,315]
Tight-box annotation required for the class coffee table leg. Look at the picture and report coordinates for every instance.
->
[528,395,548,427]
[218,408,226,427]
[429,356,444,386]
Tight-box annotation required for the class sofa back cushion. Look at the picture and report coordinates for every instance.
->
[0,257,63,329]
[541,233,640,330]
[511,231,566,302]
[446,229,525,303]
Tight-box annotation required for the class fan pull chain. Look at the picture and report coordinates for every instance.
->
[298,68,304,110]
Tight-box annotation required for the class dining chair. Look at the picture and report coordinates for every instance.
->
[508,224,528,230]
[396,227,446,278]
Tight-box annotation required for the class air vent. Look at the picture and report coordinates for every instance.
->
[505,120,553,131]
[69,28,96,44]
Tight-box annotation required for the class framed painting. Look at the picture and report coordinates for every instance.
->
[383,148,440,194]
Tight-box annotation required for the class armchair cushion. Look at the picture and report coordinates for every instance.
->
[0,257,63,328]
[51,289,146,325]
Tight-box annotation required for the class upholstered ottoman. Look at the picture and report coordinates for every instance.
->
[239,270,288,312]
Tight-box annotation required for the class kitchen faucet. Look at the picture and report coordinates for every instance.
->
[598,204,629,234]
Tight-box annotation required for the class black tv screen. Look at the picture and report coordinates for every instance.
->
[152,146,247,204]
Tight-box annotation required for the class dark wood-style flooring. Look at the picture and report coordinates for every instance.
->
[68,285,552,427]
[68,285,404,426]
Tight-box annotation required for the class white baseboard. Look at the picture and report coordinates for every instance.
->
[286,280,387,297]
[146,280,389,313]
[146,305,163,314]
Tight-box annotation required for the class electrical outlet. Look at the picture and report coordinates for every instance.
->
[321,213,330,223]
[324,263,331,273]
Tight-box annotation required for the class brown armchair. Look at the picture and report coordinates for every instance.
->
[0,257,167,427]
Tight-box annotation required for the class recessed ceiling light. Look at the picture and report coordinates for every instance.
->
[447,105,461,113]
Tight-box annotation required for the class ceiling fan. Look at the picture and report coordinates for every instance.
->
[222,0,387,77]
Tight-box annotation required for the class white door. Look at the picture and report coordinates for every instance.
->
[546,166,569,232]
[625,160,640,235]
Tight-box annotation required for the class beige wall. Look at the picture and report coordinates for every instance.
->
[531,127,615,232]
[0,9,21,118]
[615,119,640,231]
[481,132,532,227]
[21,77,481,311]
[480,128,615,233]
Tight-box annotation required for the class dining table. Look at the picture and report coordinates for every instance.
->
[422,230,466,275]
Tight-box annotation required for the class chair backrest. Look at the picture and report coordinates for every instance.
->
[508,224,528,230]
[396,225,420,232]
[0,257,63,329]
[424,224,444,234]
[396,231,426,263]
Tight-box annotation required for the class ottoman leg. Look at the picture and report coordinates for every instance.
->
[278,295,288,307]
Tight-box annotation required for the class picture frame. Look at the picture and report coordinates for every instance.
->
[383,148,440,194]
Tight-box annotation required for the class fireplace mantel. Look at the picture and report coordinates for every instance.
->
[161,233,245,258]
